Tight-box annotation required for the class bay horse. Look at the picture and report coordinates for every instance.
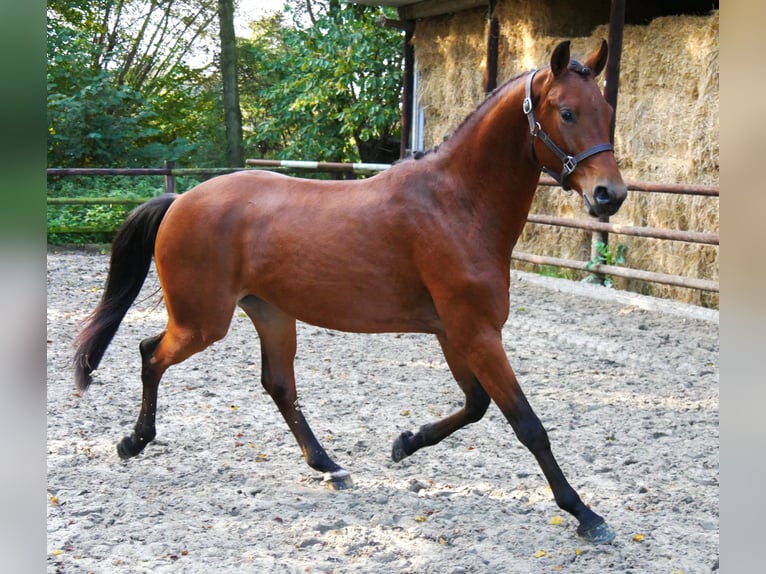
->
[73,40,626,543]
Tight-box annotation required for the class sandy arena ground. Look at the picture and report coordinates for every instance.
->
[47,250,718,573]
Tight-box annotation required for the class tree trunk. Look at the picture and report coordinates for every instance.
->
[218,0,244,167]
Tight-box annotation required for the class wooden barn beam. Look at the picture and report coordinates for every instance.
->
[590,0,626,282]
[484,0,499,93]
[399,0,487,20]
[604,0,626,142]
[378,16,416,158]
[401,23,415,158]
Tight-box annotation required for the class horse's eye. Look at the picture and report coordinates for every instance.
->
[560,109,575,123]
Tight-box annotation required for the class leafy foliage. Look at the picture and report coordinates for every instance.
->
[239,1,403,163]
[46,177,160,244]
[585,240,628,288]
[47,0,222,168]
[587,240,628,267]
[47,0,404,168]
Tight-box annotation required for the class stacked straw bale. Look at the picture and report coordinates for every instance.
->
[412,9,488,149]
[411,1,719,306]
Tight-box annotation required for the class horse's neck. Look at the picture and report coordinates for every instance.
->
[439,75,542,247]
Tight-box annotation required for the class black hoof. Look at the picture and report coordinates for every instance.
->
[322,470,353,490]
[577,517,616,544]
[116,435,146,459]
[391,431,416,462]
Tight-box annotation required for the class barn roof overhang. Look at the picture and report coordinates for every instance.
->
[348,1,489,19]
[351,1,720,22]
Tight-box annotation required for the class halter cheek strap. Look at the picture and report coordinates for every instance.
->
[523,70,614,191]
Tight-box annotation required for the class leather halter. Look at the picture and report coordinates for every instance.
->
[523,69,614,191]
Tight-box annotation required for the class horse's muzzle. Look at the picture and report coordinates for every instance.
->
[584,182,627,217]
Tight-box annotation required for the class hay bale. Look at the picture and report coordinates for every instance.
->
[411,8,488,148]
[493,0,607,81]
[604,13,719,307]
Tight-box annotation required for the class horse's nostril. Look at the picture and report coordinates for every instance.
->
[593,186,611,205]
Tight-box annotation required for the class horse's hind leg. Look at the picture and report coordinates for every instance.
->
[116,332,164,458]
[239,296,352,490]
[392,334,490,462]
[117,316,229,459]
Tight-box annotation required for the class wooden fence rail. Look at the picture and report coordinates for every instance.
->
[47,161,719,293]
[525,213,718,246]
[47,197,148,206]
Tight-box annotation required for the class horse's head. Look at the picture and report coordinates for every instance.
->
[528,40,627,217]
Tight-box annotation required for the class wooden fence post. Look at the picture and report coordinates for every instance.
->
[164,160,176,194]
[587,0,627,284]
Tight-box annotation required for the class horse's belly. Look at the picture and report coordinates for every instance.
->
[243,265,441,334]
[295,294,441,334]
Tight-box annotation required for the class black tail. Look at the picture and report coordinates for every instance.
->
[73,194,176,391]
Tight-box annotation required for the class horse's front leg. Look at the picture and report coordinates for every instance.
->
[392,334,490,461]
[453,328,615,544]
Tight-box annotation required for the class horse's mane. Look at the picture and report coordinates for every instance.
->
[400,60,592,162]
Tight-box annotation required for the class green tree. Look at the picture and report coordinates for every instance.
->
[47,0,221,168]
[47,0,404,168]
[239,1,403,163]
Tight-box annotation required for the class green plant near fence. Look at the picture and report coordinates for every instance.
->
[46,175,205,244]
[48,177,151,243]
[585,240,629,288]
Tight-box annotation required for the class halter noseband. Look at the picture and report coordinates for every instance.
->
[523,69,614,191]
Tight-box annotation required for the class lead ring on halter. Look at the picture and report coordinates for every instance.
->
[523,69,614,191]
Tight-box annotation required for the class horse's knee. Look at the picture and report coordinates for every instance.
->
[514,416,550,453]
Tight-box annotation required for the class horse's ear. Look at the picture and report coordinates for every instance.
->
[585,40,609,77]
[551,41,571,77]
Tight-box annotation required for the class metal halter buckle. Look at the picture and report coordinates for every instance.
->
[522,96,533,116]
[562,156,577,177]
